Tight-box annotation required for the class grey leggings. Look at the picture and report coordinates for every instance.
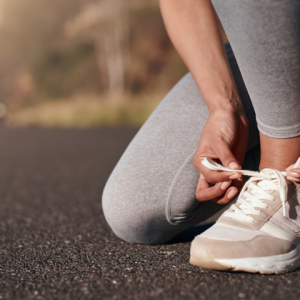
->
[102,0,300,244]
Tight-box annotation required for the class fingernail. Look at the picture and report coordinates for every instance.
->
[227,189,238,199]
[289,172,300,178]
[229,162,240,170]
[235,176,244,182]
[220,180,232,190]
[229,173,242,180]
[287,176,300,182]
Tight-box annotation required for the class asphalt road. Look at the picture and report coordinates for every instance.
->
[0,127,299,300]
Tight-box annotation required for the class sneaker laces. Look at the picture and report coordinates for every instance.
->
[201,157,289,222]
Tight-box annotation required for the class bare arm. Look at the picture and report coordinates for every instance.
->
[160,0,240,113]
[160,0,249,203]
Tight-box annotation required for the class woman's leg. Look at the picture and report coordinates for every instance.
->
[212,0,300,170]
[102,45,260,244]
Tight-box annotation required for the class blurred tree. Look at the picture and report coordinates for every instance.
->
[0,0,86,105]
[66,0,130,96]
[0,0,6,24]
[0,0,188,110]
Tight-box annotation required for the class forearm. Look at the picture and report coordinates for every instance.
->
[159,0,242,114]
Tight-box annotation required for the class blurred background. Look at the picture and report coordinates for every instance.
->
[0,0,227,128]
[0,0,184,127]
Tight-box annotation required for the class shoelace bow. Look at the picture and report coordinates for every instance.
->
[202,157,289,222]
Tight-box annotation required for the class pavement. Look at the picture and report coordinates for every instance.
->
[0,127,300,300]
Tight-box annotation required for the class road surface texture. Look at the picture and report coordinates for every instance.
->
[0,127,299,300]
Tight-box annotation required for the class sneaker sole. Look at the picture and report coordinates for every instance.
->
[190,242,300,274]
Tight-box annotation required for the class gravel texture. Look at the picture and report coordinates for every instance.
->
[0,127,299,300]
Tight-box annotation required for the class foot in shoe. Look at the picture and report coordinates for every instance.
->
[190,157,300,274]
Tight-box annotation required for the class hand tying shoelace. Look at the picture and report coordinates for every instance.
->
[201,157,289,222]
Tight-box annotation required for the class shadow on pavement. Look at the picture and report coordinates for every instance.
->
[167,223,215,244]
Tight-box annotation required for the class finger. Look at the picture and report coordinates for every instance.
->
[287,168,300,176]
[196,161,242,184]
[214,144,242,170]
[193,153,243,183]
[195,176,232,202]
[200,169,242,184]
[232,176,245,192]
[211,186,239,205]
[287,176,300,182]
[286,164,296,172]
[286,168,300,182]
[197,174,210,190]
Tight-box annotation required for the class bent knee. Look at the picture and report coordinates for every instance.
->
[102,197,169,244]
[102,180,178,245]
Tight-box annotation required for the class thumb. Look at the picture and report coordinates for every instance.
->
[215,144,242,170]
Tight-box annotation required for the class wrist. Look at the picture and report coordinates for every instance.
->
[191,63,245,115]
[205,90,245,116]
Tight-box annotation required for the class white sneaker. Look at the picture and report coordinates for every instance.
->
[190,157,300,274]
